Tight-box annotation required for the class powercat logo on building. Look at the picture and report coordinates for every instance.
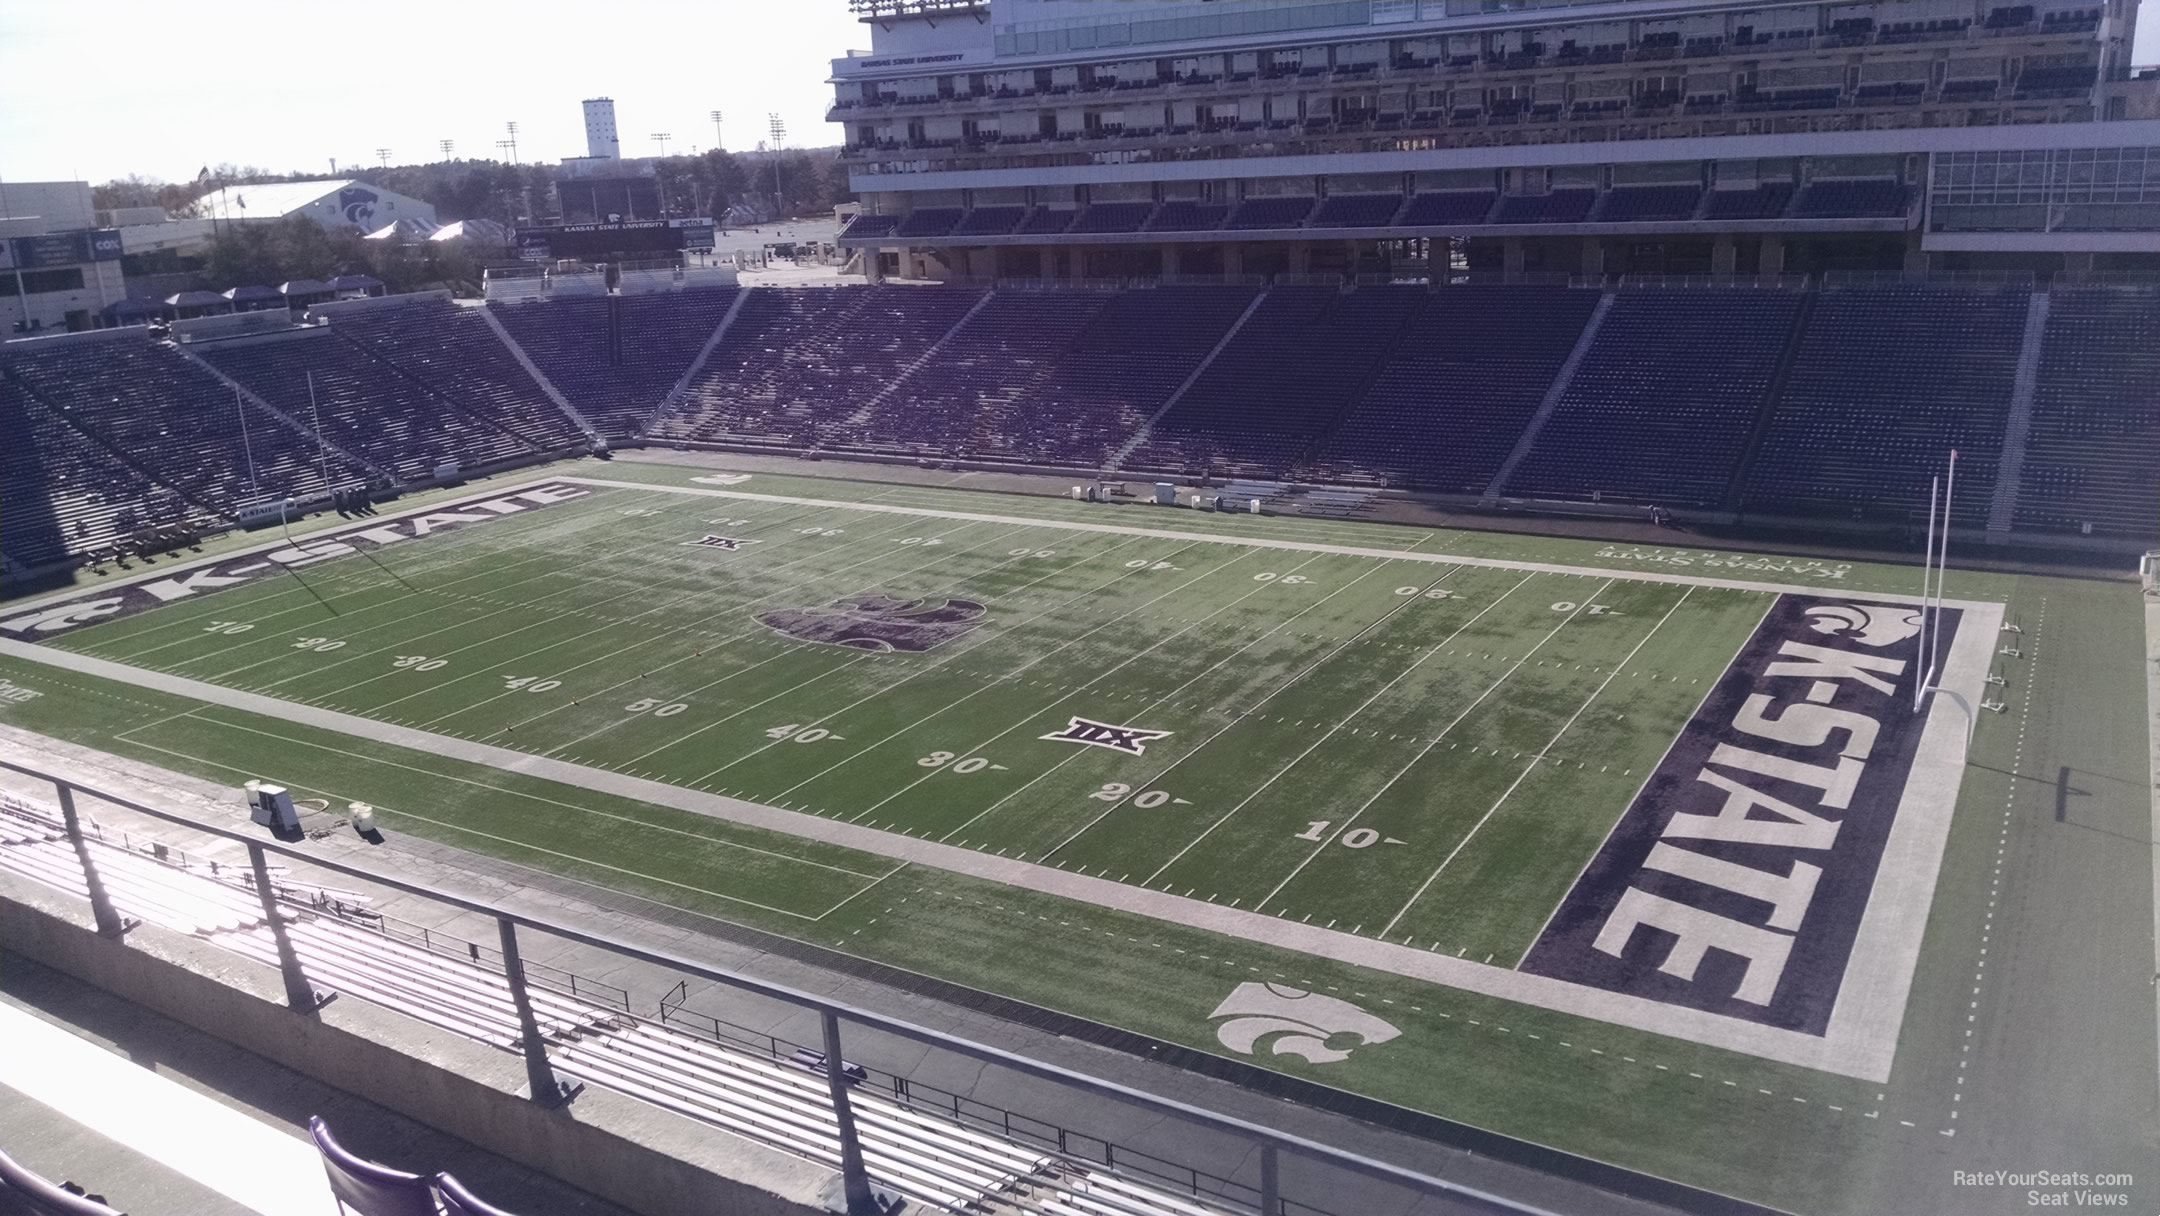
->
[0,484,591,642]
[1522,594,1957,1035]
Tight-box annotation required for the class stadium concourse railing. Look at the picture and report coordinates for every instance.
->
[0,757,1558,1216]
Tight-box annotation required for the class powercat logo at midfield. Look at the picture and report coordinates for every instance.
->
[1522,594,1959,1035]
[0,484,592,642]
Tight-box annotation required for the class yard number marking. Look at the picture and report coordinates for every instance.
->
[291,637,345,652]
[392,655,447,671]
[919,751,1006,774]
[1295,821,1405,848]
[204,621,253,635]
[625,698,688,717]
[1091,783,1188,809]
[766,723,841,743]
[502,676,562,693]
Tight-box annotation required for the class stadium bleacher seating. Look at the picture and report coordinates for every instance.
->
[654,287,984,452]
[2012,287,2160,536]
[489,288,739,437]
[840,213,902,240]
[331,299,587,451]
[1597,185,1704,223]
[825,289,1116,461]
[1,370,178,568]
[1223,196,1317,230]
[1743,285,2027,525]
[3,330,352,513]
[951,206,1027,237]
[1399,191,1500,227]
[1144,200,1230,232]
[199,332,530,481]
[1311,194,1407,228]
[1702,183,1797,221]
[896,208,965,238]
[1494,190,1598,224]
[1131,286,1423,477]
[1068,202,1157,233]
[1016,285,1261,469]
[1310,286,1603,492]
[1510,289,1804,506]
[1791,179,1910,218]
[6,279,2154,575]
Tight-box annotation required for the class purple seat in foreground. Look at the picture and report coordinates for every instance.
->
[309,1117,437,1216]
[437,1172,523,1216]
[0,1146,124,1216]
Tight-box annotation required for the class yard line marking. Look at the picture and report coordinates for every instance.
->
[106,502,680,666]
[443,512,996,735]
[563,476,1996,609]
[504,512,1031,747]
[67,484,660,659]
[1513,591,1775,966]
[811,863,913,923]
[690,534,1198,786]
[1141,571,1540,885]
[841,550,1335,825]
[1381,585,1695,936]
[1255,579,1622,907]
[1035,560,1453,859]
[250,509,821,697]
[189,502,827,681]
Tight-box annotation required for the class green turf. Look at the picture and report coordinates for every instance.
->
[2,457,2152,1216]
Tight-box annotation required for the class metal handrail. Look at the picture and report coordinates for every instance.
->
[0,755,1558,1216]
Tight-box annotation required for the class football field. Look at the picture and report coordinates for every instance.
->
[0,459,2148,1216]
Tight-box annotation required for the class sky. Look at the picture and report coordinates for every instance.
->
[1,1,2155,188]
[0,0,868,186]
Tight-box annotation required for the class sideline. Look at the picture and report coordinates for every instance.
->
[2146,597,2160,1118]
[558,475,2001,611]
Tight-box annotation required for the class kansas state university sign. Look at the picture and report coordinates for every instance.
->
[0,483,592,642]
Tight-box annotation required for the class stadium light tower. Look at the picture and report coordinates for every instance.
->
[504,121,520,164]
[652,132,672,158]
[439,139,454,161]
[375,147,391,169]
[710,109,724,152]
[768,113,786,218]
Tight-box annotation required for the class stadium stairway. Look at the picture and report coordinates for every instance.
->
[1481,290,1618,505]
[0,791,1250,1216]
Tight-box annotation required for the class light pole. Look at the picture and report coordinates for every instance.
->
[652,132,672,158]
[768,113,786,218]
[439,139,454,161]
[504,121,520,163]
[375,147,391,169]
[710,109,724,151]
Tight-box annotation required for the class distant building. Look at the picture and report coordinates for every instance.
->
[583,98,623,161]
[0,180,128,336]
[188,180,438,235]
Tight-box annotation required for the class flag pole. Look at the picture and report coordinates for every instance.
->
[1917,474,1938,712]
[306,370,333,490]
[1935,448,1957,685]
[235,387,259,497]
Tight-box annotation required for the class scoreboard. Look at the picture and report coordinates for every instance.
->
[515,218,717,262]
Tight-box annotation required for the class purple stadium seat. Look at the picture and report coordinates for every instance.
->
[0,1146,124,1216]
[436,1173,522,1216]
[308,1117,437,1216]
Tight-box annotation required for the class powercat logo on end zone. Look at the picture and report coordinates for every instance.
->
[0,484,592,642]
[1521,594,1956,1035]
